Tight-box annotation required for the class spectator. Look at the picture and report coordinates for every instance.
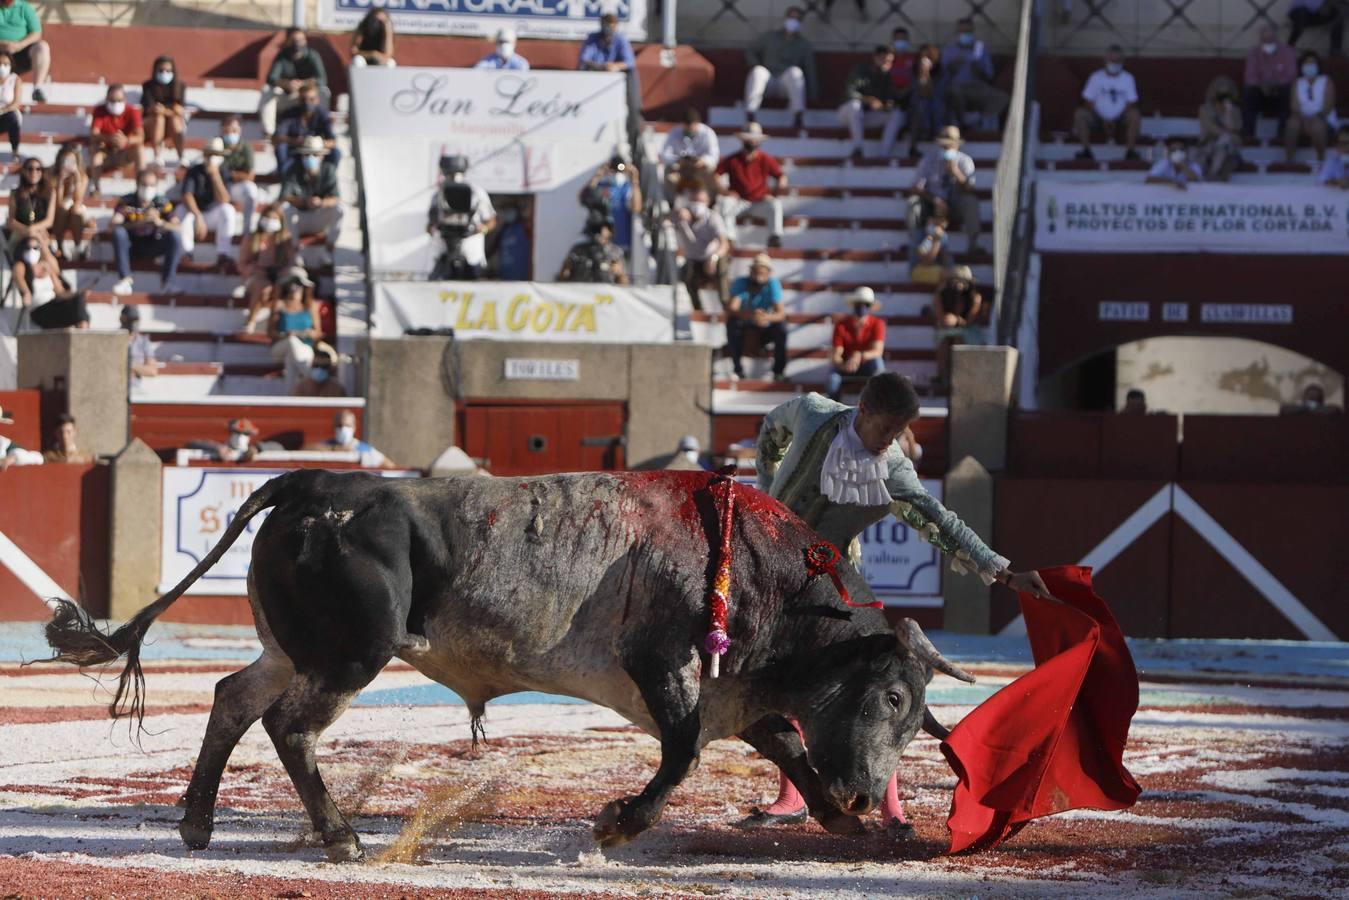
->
[1285,51,1337,162]
[274,79,338,174]
[88,84,144,194]
[827,286,886,401]
[1316,127,1349,185]
[559,218,627,284]
[11,234,66,310]
[350,6,395,67]
[43,413,92,464]
[1197,76,1244,181]
[268,273,321,391]
[672,187,730,311]
[889,27,917,96]
[7,155,61,279]
[51,143,90,261]
[219,114,259,234]
[908,210,950,284]
[292,341,346,397]
[1120,388,1147,415]
[426,153,494,280]
[716,121,786,248]
[744,6,817,130]
[24,280,89,331]
[941,17,1008,132]
[0,50,21,161]
[907,43,945,152]
[839,45,904,161]
[660,106,721,198]
[120,304,160,381]
[664,434,709,471]
[280,136,344,253]
[141,55,186,168]
[0,406,42,469]
[0,0,49,102]
[579,155,640,256]
[110,167,184,296]
[305,410,392,467]
[1146,139,1203,189]
[259,27,329,139]
[491,201,531,280]
[475,27,528,70]
[239,203,301,333]
[1281,383,1343,414]
[1243,24,1296,139]
[1289,0,1343,56]
[177,137,238,269]
[1073,44,1141,161]
[188,417,260,463]
[724,252,787,382]
[908,126,981,255]
[932,265,982,385]
[578,13,635,73]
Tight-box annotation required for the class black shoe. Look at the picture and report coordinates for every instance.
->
[767,234,783,248]
[850,147,864,162]
[32,87,45,103]
[745,110,757,125]
[1124,148,1141,161]
[886,820,917,841]
[735,807,808,829]
[1075,147,1095,161]
[793,111,804,131]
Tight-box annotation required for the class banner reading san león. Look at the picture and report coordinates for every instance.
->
[1036,182,1349,254]
[319,0,648,41]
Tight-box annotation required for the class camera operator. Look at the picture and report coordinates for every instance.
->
[558,218,628,284]
[427,154,495,280]
[579,155,641,259]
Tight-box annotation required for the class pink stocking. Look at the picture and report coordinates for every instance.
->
[762,718,807,815]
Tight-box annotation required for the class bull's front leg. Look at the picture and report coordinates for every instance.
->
[593,657,702,849]
[738,715,865,836]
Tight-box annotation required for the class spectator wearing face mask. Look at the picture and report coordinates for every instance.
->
[43,414,92,464]
[239,203,301,332]
[0,50,21,159]
[306,409,392,467]
[908,210,950,285]
[932,265,982,386]
[716,122,786,248]
[6,155,59,277]
[908,126,981,255]
[578,13,635,73]
[1196,76,1244,181]
[559,218,627,284]
[580,156,640,256]
[274,79,338,174]
[259,27,330,139]
[1243,24,1296,139]
[827,286,885,401]
[88,84,143,194]
[141,55,186,169]
[1316,127,1349,186]
[1285,51,1337,162]
[268,273,322,391]
[50,143,90,261]
[664,434,710,471]
[1146,140,1203,189]
[744,7,817,131]
[660,106,721,198]
[839,45,905,161]
[110,168,184,295]
[292,341,346,397]
[0,0,50,103]
[350,7,395,67]
[218,114,259,234]
[671,187,730,312]
[725,253,787,382]
[1073,45,1141,161]
[11,234,67,313]
[476,27,529,70]
[177,137,238,270]
[493,203,531,280]
[120,305,160,382]
[1280,383,1343,414]
[280,136,345,252]
[1120,388,1147,415]
[889,28,917,91]
[907,43,945,153]
[941,18,1009,132]
[188,417,260,463]
[1289,0,1344,56]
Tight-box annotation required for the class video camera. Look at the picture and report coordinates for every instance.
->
[430,154,477,280]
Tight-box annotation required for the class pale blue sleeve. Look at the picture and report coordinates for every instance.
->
[885,451,1007,576]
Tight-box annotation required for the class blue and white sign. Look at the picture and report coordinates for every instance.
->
[858,478,943,607]
[319,0,649,41]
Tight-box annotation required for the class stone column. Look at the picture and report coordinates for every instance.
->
[364,337,458,470]
[108,439,162,621]
[16,331,129,456]
[942,455,994,634]
[948,345,1019,473]
[626,343,712,468]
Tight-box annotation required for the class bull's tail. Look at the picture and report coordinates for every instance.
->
[39,471,301,728]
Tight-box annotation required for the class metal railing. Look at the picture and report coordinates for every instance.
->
[993,0,1040,347]
[1043,0,1286,57]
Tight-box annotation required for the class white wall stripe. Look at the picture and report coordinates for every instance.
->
[0,530,73,611]
[1172,486,1337,642]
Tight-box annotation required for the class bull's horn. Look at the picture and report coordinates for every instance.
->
[922,706,952,740]
[895,618,976,684]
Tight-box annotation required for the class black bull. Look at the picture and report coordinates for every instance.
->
[43,469,973,861]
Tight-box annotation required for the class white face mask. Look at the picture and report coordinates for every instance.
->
[137,185,155,202]
[106,100,126,116]
[21,248,39,266]
[303,155,321,172]
[227,433,250,452]
[1262,42,1278,55]
[1307,398,1322,409]
[942,147,959,161]
[498,41,515,57]
[0,65,10,78]
[689,201,709,218]
[612,172,628,186]
[335,425,355,445]
[259,216,282,233]
[155,70,174,85]
[1169,149,1187,165]
[222,131,240,146]
[1303,62,1319,77]
[1105,62,1123,75]
[61,157,77,173]
[783,17,801,33]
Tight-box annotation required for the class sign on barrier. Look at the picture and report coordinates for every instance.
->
[319,0,648,41]
[859,479,944,607]
[372,281,675,343]
[1036,182,1349,254]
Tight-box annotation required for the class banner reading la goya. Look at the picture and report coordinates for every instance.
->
[373,281,676,343]
[1036,182,1349,254]
[319,0,648,41]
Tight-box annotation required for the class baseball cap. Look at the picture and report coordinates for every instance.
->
[228,418,259,436]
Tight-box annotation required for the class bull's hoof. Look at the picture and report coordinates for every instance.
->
[592,797,649,850]
[816,809,866,836]
[322,834,365,863]
[179,819,212,851]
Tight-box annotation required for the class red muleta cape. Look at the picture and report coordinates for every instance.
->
[940,566,1142,853]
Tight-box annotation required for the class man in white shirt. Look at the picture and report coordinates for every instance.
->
[1146,140,1203,190]
[660,107,721,199]
[1073,44,1142,161]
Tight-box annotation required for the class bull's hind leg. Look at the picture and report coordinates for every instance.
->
[593,653,702,849]
[179,651,295,849]
[261,664,386,862]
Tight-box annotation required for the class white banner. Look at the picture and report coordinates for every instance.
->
[351,67,628,276]
[373,280,675,342]
[320,0,648,41]
[160,468,418,596]
[1036,182,1349,254]
[859,479,944,607]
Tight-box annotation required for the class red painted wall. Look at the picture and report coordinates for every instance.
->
[0,390,42,452]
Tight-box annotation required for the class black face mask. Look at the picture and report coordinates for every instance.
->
[289,44,306,58]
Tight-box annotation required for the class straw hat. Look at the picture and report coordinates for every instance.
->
[750,252,774,272]
[950,265,974,282]
[934,125,964,148]
[846,286,878,306]
[298,135,327,155]
[735,121,769,143]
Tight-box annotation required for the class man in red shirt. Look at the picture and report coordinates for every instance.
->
[827,286,886,400]
[890,26,917,95]
[89,83,144,192]
[715,121,787,248]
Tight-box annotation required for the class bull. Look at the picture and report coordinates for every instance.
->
[43,468,972,861]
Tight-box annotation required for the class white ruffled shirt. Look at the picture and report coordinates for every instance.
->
[820,411,892,506]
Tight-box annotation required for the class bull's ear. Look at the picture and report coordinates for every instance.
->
[895,618,976,684]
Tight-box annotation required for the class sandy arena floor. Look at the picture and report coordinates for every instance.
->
[0,624,1345,898]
